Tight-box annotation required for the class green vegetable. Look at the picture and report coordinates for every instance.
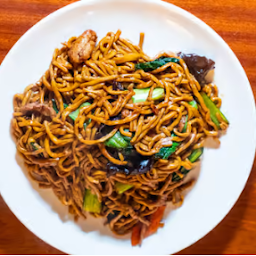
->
[52,99,59,113]
[121,144,134,156]
[132,88,164,103]
[135,57,179,72]
[83,189,101,214]
[155,100,198,159]
[52,100,91,127]
[155,140,180,160]
[52,99,68,113]
[200,92,229,129]
[122,129,133,142]
[183,100,198,132]
[31,142,39,151]
[69,102,91,121]
[115,182,134,194]
[155,128,186,159]
[172,148,204,182]
[30,142,44,157]
[105,131,129,149]
[182,115,188,133]
[123,135,132,142]
[187,147,204,163]
[189,100,198,109]
[155,101,198,160]
[182,100,197,131]
[83,119,91,130]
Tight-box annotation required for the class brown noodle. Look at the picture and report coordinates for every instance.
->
[12,30,228,237]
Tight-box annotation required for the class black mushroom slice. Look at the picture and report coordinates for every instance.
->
[106,148,154,176]
[178,52,215,84]
[111,81,124,100]
[112,81,124,91]
[106,210,120,223]
[95,114,122,139]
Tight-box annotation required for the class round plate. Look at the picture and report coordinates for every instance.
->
[0,0,255,254]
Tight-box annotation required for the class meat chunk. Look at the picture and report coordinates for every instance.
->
[121,109,131,118]
[68,30,97,64]
[178,115,187,132]
[20,103,56,118]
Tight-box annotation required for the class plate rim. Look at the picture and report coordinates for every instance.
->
[0,0,256,254]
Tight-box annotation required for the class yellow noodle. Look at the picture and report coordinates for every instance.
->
[11,30,228,239]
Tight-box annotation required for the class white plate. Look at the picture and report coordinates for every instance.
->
[0,0,255,254]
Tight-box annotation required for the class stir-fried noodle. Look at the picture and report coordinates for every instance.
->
[12,30,229,245]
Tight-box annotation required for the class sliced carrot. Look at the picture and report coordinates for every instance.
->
[144,205,166,238]
[159,222,164,228]
[131,223,142,246]
[131,206,166,246]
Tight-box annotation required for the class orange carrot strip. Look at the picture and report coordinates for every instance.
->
[131,223,142,246]
[144,205,166,238]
